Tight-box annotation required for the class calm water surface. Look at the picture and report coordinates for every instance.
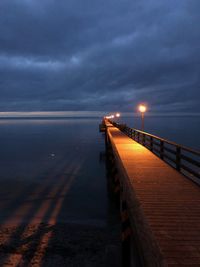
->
[0,116,199,225]
[0,118,107,225]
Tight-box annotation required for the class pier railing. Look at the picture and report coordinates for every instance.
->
[110,121,200,182]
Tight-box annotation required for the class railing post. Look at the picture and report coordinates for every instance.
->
[150,136,153,151]
[133,130,135,140]
[176,146,181,171]
[130,128,133,139]
[138,132,140,143]
[142,133,145,146]
[160,141,164,159]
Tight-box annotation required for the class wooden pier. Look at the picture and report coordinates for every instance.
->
[104,119,200,267]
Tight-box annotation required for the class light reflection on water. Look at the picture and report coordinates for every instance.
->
[0,118,107,225]
[0,116,199,225]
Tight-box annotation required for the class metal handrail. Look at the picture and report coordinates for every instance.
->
[110,120,200,182]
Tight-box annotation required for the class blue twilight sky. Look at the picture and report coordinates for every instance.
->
[0,0,199,115]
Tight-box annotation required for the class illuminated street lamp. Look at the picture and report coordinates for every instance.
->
[115,113,120,123]
[138,104,147,131]
[115,113,120,118]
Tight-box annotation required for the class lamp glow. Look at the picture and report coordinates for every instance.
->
[138,104,147,131]
[138,105,147,113]
[116,113,120,118]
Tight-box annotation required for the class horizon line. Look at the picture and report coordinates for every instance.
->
[0,111,199,118]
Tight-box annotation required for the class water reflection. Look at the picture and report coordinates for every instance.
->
[0,118,107,223]
[0,118,109,266]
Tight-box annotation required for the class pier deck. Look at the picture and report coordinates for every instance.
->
[106,121,200,266]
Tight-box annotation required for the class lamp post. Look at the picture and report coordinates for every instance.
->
[138,104,147,131]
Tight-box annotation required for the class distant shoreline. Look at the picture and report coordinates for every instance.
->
[0,116,102,120]
[0,114,200,120]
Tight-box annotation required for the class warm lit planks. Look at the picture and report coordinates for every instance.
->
[106,123,200,266]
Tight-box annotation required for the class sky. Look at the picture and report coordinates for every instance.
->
[0,0,199,115]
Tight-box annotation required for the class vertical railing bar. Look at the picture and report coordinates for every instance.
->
[150,136,153,151]
[131,129,133,139]
[142,133,145,146]
[176,146,181,171]
[160,140,164,159]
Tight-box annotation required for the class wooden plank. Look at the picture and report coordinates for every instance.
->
[106,123,200,266]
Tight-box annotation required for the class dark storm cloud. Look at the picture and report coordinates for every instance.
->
[0,0,199,113]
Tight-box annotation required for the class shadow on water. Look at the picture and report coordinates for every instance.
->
[0,119,118,266]
[0,155,82,266]
[0,165,109,266]
[0,152,75,223]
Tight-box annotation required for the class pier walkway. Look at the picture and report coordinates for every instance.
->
[105,120,200,267]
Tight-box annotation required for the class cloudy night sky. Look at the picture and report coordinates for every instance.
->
[0,0,199,115]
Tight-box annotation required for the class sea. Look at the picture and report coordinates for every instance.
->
[0,116,199,265]
[0,118,107,226]
[0,116,199,225]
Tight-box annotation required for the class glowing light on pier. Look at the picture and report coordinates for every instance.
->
[105,114,115,119]
[138,104,147,113]
[138,104,147,131]
[116,113,120,118]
